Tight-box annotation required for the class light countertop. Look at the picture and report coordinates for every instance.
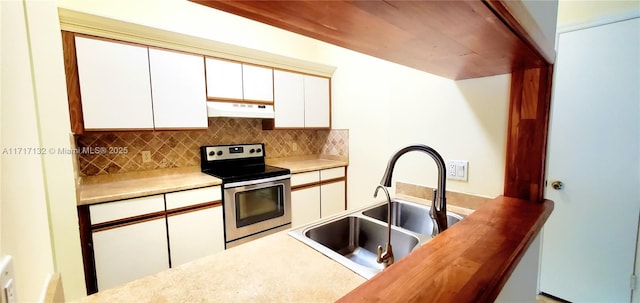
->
[77,230,366,302]
[266,155,348,174]
[77,166,221,205]
[78,155,348,206]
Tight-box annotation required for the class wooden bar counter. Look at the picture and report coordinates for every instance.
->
[337,196,554,303]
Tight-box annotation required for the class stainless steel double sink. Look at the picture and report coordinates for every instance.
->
[288,198,464,279]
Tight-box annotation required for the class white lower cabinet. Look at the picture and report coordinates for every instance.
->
[92,217,169,291]
[167,207,224,267]
[291,186,321,227]
[320,180,346,218]
[87,186,224,292]
[166,187,224,267]
[290,167,346,227]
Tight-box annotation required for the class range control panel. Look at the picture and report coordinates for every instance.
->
[203,144,264,161]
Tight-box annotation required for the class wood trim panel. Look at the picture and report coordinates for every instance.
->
[292,182,321,191]
[321,177,346,186]
[291,176,346,191]
[206,99,273,106]
[153,127,208,131]
[166,201,222,217]
[504,65,554,201]
[337,196,554,303]
[77,205,98,294]
[91,211,167,232]
[61,31,85,134]
[483,0,556,65]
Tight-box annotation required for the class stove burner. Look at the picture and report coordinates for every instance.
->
[200,144,290,183]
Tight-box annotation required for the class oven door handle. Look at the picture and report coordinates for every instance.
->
[224,174,291,189]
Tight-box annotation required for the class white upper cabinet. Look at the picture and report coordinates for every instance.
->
[205,58,243,100]
[304,75,330,128]
[149,48,207,129]
[274,70,305,128]
[273,70,330,129]
[75,36,154,130]
[242,64,274,103]
[206,57,274,103]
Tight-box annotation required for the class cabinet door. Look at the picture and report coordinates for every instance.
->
[92,218,169,291]
[320,180,346,218]
[291,186,321,227]
[303,75,330,128]
[149,48,207,129]
[273,70,305,128]
[74,36,154,130]
[167,206,225,267]
[205,58,243,100]
[243,64,273,103]
[165,186,224,267]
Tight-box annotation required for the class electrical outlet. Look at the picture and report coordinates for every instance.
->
[141,151,152,163]
[445,160,468,181]
[1,256,16,303]
[446,161,457,178]
[292,142,298,152]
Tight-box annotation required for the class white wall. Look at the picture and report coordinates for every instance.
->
[557,0,640,31]
[1,0,84,301]
[24,0,86,300]
[1,1,56,301]
[57,0,510,211]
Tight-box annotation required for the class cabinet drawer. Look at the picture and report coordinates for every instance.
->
[320,167,345,181]
[291,171,320,187]
[165,186,221,210]
[90,195,165,224]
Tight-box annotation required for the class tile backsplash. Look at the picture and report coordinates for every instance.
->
[77,118,348,176]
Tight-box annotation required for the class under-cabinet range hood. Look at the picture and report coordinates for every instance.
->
[207,102,275,119]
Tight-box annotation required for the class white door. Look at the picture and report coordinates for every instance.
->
[92,218,169,291]
[303,75,330,128]
[242,64,274,103]
[74,36,154,130]
[205,57,243,100]
[148,48,207,129]
[540,18,640,302]
[273,70,305,128]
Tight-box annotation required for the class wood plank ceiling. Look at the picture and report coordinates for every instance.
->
[190,0,546,80]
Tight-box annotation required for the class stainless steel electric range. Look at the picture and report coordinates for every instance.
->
[200,143,291,248]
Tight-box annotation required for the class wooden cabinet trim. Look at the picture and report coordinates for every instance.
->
[77,205,98,294]
[320,177,346,186]
[206,98,273,106]
[292,182,321,191]
[91,211,167,232]
[61,31,85,134]
[166,201,222,217]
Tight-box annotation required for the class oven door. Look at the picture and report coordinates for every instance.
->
[223,175,291,243]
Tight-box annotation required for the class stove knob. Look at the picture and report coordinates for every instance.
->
[216,151,223,156]
[249,149,255,153]
[256,148,262,153]
[208,151,215,156]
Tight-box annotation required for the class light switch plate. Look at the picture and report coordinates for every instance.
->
[445,160,468,181]
[1,256,16,303]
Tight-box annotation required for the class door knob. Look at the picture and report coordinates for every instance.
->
[551,181,564,190]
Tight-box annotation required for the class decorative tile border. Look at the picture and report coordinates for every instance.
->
[76,117,348,176]
[395,182,491,210]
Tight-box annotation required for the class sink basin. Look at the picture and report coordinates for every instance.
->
[304,216,419,270]
[288,198,465,279]
[362,200,464,236]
